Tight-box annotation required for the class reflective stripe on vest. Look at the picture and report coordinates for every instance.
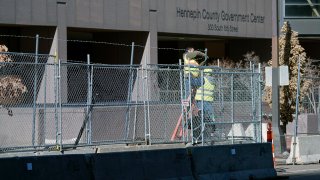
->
[195,77,215,102]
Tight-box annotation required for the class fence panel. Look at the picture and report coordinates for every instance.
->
[65,64,147,145]
[0,52,56,151]
[0,53,263,152]
[145,65,183,144]
[178,68,262,146]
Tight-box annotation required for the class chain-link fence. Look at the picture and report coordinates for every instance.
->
[0,51,262,152]
[175,64,262,146]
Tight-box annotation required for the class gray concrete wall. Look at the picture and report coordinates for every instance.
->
[0,0,57,25]
[0,0,273,38]
[0,143,276,180]
[157,0,272,38]
[0,0,150,31]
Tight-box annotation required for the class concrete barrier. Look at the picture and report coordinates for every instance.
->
[190,143,276,179]
[0,154,91,180]
[93,148,193,179]
[0,143,276,180]
[287,135,320,164]
[228,123,245,138]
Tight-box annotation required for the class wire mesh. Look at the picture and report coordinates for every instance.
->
[180,68,262,146]
[145,65,183,144]
[0,53,263,152]
[0,52,56,151]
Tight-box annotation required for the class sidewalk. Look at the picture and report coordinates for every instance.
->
[275,151,290,166]
[275,156,288,166]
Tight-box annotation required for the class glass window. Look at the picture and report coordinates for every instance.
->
[285,0,320,17]
[286,0,320,3]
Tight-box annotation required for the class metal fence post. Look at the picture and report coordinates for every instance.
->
[231,74,234,144]
[86,54,93,144]
[292,55,301,165]
[258,63,263,143]
[188,62,192,143]
[125,42,135,140]
[58,59,63,151]
[251,63,257,142]
[142,63,147,144]
[164,66,170,140]
[200,69,204,146]
[179,59,186,142]
[54,58,59,146]
[43,58,48,146]
[32,34,39,147]
[146,63,151,145]
[142,56,151,145]
[132,67,140,142]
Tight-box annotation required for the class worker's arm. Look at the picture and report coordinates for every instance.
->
[185,51,208,60]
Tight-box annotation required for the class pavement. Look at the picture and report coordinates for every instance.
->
[275,154,289,166]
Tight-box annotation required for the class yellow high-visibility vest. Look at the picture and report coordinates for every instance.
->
[195,69,215,102]
[184,59,200,78]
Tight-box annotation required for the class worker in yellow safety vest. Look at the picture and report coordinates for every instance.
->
[193,67,215,141]
[183,47,207,99]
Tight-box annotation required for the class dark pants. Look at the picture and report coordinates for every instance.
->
[184,77,202,99]
[193,101,215,142]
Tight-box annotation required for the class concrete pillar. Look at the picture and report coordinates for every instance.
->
[57,0,67,61]
[37,30,58,104]
[135,0,159,102]
[57,0,68,102]
[272,0,286,155]
[142,0,158,65]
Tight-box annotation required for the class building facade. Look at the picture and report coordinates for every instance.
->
[0,0,319,63]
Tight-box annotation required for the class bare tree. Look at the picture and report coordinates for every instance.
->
[303,58,320,114]
[0,45,27,116]
[213,51,261,69]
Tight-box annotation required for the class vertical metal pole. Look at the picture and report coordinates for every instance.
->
[125,42,135,140]
[179,59,185,142]
[258,63,263,143]
[202,49,208,144]
[58,59,63,151]
[32,34,39,147]
[86,54,92,144]
[43,62,48,145]
[146,65,151,145]
[90,65,93,143]
[143,55,151,145]
[292,56,301,165]
[164,67,170,140]
[219,68,223,119]
[201,70,204,146]
[132,68,140,141]
[202,48,208,145]
[251,64,257,142]
[250,63,254,139]
[188,64,193,144]
[54,58,58,145]
[142,62,147,144]
[231,74,234,144]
